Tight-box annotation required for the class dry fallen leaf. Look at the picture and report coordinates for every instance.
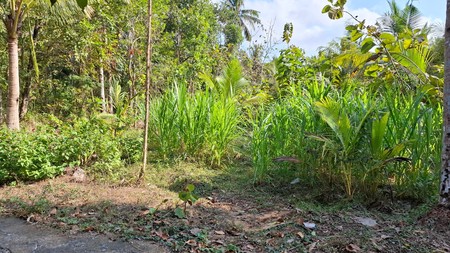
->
[295,217,305,225]
[26,214,36,223]
[84,226,95,232]
[345,243,361,252]
[49,208,57,216]
[155,230,170,240]
[245,244,255,250]
[139,209,150,216]
[307,242,317,253]
[214,230,225,235]
[185,239,197,246]
[211,240,225,245]
[296,231,305,239]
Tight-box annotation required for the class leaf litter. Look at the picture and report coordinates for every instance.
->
[1,176,450,252]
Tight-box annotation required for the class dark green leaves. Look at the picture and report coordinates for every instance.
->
[282,23,293,44]
[361,37,375,53]
[322,5,331,13]
[350,29,363,41]
[76,0,88,9]
[174,207,186,219]
[322,0,346,20]
[178,184,198,205]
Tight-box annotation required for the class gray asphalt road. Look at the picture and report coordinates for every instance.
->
[0,217,168,253]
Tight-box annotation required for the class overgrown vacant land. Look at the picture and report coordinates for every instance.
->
[1,163,450,252]
[1,0,450,252]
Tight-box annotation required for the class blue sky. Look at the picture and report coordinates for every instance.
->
[238,0,445,56]
[348,0,444,20]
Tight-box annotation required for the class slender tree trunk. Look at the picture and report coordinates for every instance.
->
[6,35,20,130]
[100,58,106,113]
[440,0,450,205]
[139,0,153,181]
[108,74,113,113]
[20,23,40,120]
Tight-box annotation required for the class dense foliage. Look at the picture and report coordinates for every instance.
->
[0,0,445,202]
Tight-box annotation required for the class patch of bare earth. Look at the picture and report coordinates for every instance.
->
[1,175,450,252]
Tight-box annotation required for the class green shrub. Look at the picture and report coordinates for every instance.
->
[0,116,128,184]
[0,128,64,183]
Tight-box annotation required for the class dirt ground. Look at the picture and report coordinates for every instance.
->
[1,174,450,252]
[0,217,168,253]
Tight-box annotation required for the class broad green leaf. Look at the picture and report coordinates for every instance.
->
[179,192,189,201]
[322,5,331,13]
[364,64,381,77]
[337,0,347,7]
[403,38,412,49]
[149,207,157,215]
[379,33,395,44]
[361,37,375,53]
[350,30,363,41]
[345,25,356,31]
[357,20,365,30]
[314,98,351,153]
[174,207,185,219]
[76,0,88,9]
[186,184,195,192]
[371,113,389,158]
[328,9,343,20]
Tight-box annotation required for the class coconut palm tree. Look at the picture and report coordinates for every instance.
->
[380,0,430,36]
[224,0,261,42]
[0,0,87,130]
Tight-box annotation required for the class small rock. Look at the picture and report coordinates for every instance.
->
[354,217,377,227]
[303,222,316,229]
[290,178,300,185]
[72,168,87,183]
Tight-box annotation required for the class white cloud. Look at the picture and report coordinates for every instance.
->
[244,0,382,55]
[212,0,442,56]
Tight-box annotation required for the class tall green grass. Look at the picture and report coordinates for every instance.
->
[148,82,239,165]
[250,77,442,201]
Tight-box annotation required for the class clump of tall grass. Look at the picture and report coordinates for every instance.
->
[382,89,442,199]
[250,77,442,201]
[148,59,244,165]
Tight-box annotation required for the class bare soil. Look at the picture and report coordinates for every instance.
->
[1,174,450,252]
[0,217,167,253]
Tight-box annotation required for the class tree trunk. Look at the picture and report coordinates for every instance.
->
[6,35,20,130]
[440,0,450,205]
[108,73,113,113]
[20,23,40,120]
[100,58,106,113]
[139,0,153,182]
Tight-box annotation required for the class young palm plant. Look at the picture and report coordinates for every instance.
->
[313,97,373,198]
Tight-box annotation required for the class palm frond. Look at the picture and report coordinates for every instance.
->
[393,44,432,79]
[315,98,352,152]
